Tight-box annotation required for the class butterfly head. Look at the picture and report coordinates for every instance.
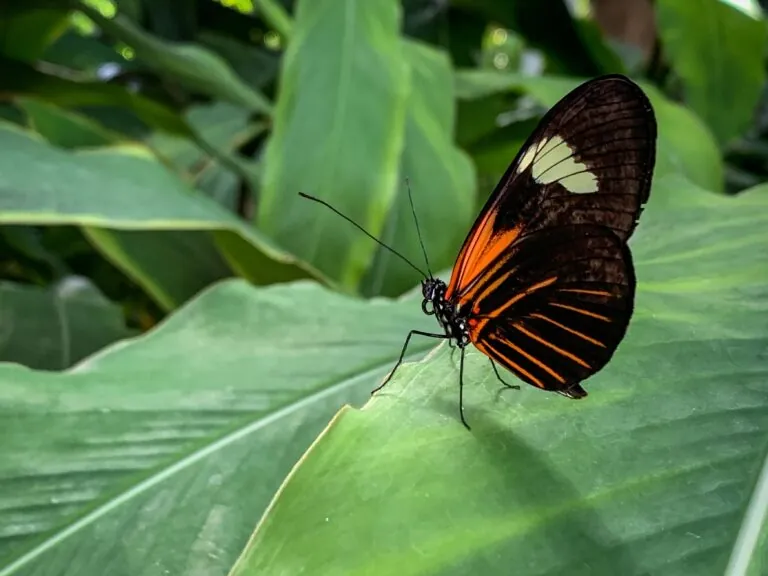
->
[420,278,446,316]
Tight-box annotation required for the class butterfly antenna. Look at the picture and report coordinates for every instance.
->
[404,177,433,279]
[298,192,428,279]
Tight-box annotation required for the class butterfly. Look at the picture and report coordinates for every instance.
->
[301,73,657,429]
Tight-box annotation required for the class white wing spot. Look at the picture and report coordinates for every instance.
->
[517,135,598,194]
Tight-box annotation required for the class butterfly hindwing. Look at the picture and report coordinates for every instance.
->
[465,225,635,394]
[446,75,655,301]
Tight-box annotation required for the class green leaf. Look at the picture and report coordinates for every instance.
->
[0,122,327,302]
[232,174,768,575]
[362,41,475,297]
[147,100,264,212]
[148,101,256,176]
[17,97,123,148]
[0,56,193,137]
[656,0,767,145]
[14,101,254,309]
[0,278,132,370]
[0,7,70,62]
[253,0,292,39]
[453,70,724,192]
[82,227,232,311]
[78,3,272,115]
[197,31,280,91]
[258,0,409,291]
[0,279,435,576]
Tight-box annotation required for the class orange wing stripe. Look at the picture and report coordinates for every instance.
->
[446,210,498,300]
[549,303,612,322]
[460,256,516,304]
[470,276,558,333]
[446,209,522,300]
[470,269,514,311]
[476,339,546,389]
[530,313,607,348]
[489,334,566,384]
[512,323,591,369]
[558,288,614,297]
[463,226,521,292]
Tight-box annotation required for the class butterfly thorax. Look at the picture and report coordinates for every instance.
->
[421,278,470,348]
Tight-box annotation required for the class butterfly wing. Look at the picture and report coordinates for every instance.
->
[464,225,634,396]
[446,74,655,301]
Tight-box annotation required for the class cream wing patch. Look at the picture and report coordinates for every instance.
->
[516,135,598,194]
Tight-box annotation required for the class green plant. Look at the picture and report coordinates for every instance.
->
[0,1,766,574]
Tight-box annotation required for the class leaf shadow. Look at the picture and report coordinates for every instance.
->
[429,394,645,576]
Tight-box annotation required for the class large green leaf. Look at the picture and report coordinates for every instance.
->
[656,0,767,145]
[0,278,132,370]
[0,122,326,302]
[0,279,435,576]
[78,3,272,115]
[233,174,768,574]
[453,70,724,192]
[15,98,244,310]
[258,0,410,291]
[362,41,475,297]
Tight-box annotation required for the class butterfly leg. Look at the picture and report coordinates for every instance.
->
[458,347,471,430]
[371,330,447,395]
[490,359,520,391]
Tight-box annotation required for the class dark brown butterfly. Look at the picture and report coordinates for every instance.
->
[302,74,656,429]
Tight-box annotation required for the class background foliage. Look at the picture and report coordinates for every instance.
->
[0,0,767,574]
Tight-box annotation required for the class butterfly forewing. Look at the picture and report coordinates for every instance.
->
[465,225,635,394]
[446,75,655,302]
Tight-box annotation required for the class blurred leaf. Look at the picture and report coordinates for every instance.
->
[148,101,264,212]
[468,116,541,201]
[82,228,232,310]
[18,97,123,148]
[0,225,68,284]
[233,174,768,575]
[656,0,767,145]
[0,277,132,370]
[14,99,241,308]
[253,0,292,38]
[451,0,608,76]
[0,56,193,136]
[148,101,254,172]
[80,4,272,115]
[573,17,626,73]
[453,70,724,192]
[362,41,475,297]
[404,4,486,68]
[0,7,70,62]
[41,30,141,77]
[0,103,25,126]
[198,31,280,90]
[0,278,435,576]
[258,0,409,291]
[0,123,328,300]
[140,0,197,40]
[642,82,724,193]
[196,160,240,211]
